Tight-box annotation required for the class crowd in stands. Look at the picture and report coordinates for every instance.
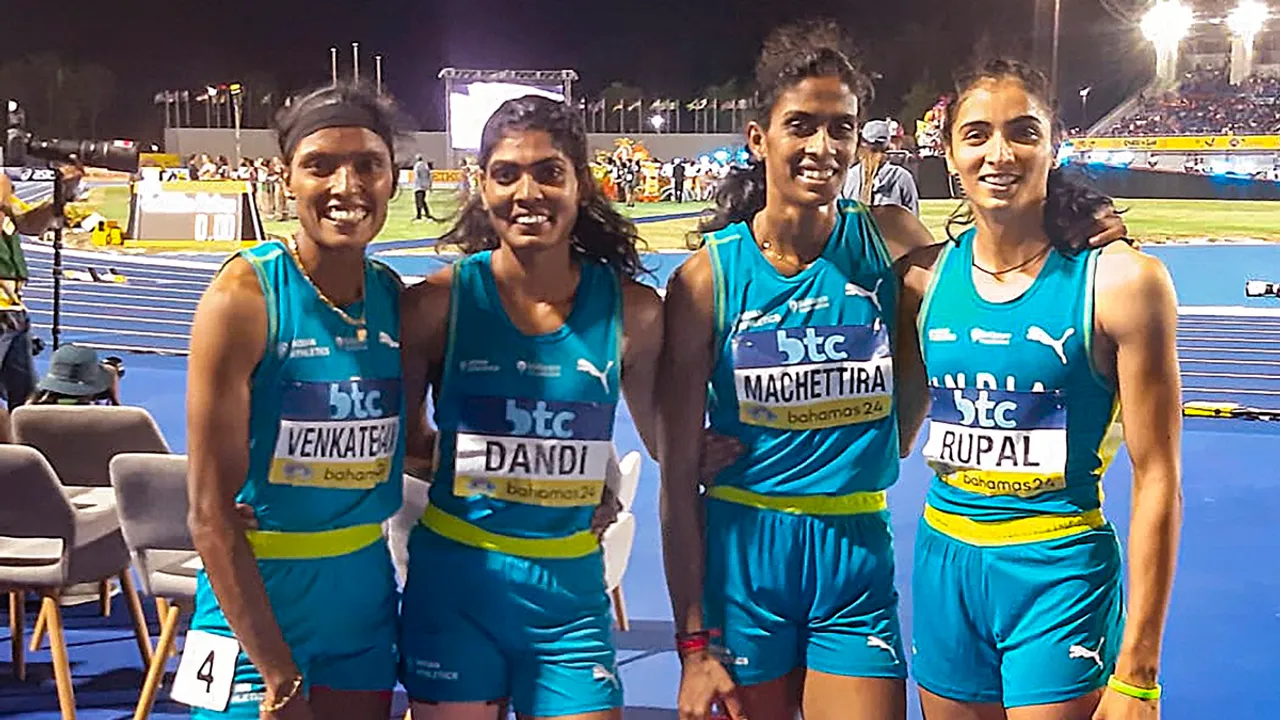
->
[1103,68,1280,137]
[180,154,291,221]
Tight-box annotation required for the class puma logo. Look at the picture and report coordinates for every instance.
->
[1026,325,1075,365]
[845,278,883,313]
[1069,638,1105,670]
[576,358,614,393]
[591,663,620,689]
[866,636,899,664]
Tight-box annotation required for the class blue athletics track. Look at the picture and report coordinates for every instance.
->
[3,236,1279,719]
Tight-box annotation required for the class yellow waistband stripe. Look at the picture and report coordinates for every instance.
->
[420,505,599,559]
[708,485,888,516]
[245,522,383,560]
[923,504,1107,546]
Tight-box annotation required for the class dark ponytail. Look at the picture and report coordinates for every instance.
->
[692,159,767,243]
[690,19,871,247]
[941,57,1119,253]
[1042,166,1120,251]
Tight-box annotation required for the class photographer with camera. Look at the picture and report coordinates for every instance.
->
[0,164,85,441]
[27,344,122,407]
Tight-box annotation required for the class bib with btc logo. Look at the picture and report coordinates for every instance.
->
[921,387,1068,498]
[732,322,893,430]
[452,396,614,507]
[269,378,401,490]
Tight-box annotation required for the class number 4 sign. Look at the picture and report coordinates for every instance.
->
[170,630,242,711]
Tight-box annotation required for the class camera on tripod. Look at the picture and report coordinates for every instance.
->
[5,100,140,173]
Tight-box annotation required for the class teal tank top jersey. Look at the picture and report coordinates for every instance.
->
[706,200,899,498]
[237,240,405,532]
[916,228,1122,530]
[429,252,622,541]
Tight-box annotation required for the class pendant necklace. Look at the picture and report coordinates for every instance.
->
[972,242,1051,280]
[287,235,368,342]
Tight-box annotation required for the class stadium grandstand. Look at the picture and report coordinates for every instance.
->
[1088,0,1279,137]
[1055,0,1280,185]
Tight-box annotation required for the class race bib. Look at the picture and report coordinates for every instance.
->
[269,379,401,489]
[170,630,241,711]
[921,387,1068,498]
[732,323,893,430]
[453,396,615,507]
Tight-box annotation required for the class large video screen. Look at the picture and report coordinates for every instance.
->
[448,81,566,151]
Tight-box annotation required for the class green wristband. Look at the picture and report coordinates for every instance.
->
[1108,675,1161,701]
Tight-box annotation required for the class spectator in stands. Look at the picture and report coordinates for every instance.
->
[270,157,290,220]
[1104,67,1280,137]
[842,119,920,215]
[28,344,122,406]
[198,154,218,179]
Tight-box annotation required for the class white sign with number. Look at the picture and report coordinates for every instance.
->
[170,630,242,711]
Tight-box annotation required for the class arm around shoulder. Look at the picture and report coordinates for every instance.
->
[400,267,453,475]
[892,244,943,457]
[621,279,664,460]
[657,250,718,634]
[872,203,939,262]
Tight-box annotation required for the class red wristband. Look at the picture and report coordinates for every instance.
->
[675,631,711,656]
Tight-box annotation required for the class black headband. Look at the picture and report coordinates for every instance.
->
[281,102,393,160]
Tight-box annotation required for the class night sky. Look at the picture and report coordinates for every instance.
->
[3,0,1164,142]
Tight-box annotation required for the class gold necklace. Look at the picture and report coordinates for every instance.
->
[758,239,809,269]
[286,235,367,330]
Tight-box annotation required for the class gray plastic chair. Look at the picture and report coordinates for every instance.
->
[110,452,200,720]
[12,405,168,637]
[12,405,171,488]
[0,445,153,720]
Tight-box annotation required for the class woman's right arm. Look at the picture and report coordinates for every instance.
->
[658,251,716,638]
[186,258,307,713]
[659,251,744,720]
[892,246,941,457]
[400,268,453,478]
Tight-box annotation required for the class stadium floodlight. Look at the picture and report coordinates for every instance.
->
[1227,0,1270,39]
[1141,0,1195,48]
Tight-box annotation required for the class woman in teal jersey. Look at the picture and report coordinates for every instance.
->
[659,21,937,720]
[187,82,407,720]
[896,58,1183,720]
[397,96,664,720]
[658,22,1132,720]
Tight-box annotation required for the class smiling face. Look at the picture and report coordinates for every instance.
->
[946,77,1058,217]
[480,129,581,252]
[747,75,859,209]
[287,126,394,251]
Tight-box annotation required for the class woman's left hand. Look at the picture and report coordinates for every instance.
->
[1083,204,1132,248]
[591,485,623,540]
[1093,687,1159,720]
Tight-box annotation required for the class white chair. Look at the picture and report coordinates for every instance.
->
[602,450,643,631]
[109,452,200,720]
[614,451,642,512]
[385,475,431,588]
